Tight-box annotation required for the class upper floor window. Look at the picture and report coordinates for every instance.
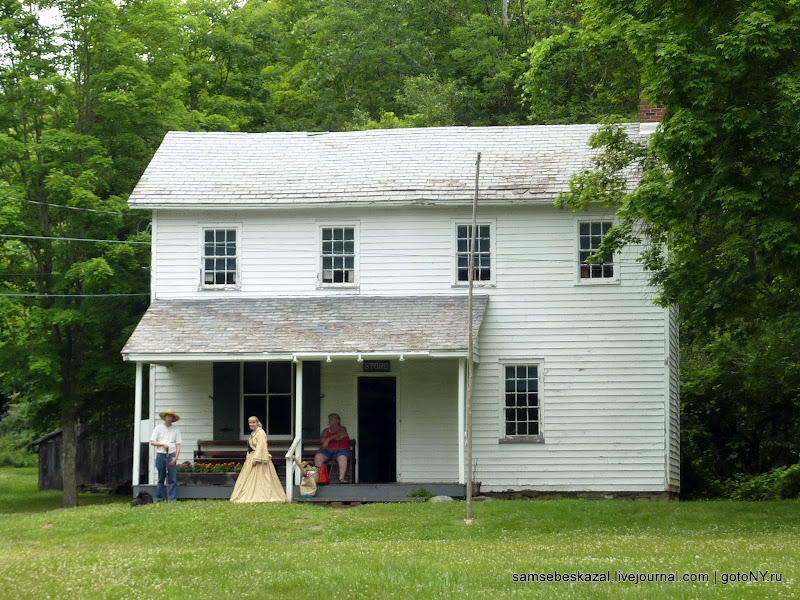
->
[321,226,356,285]
[203,228,238,287]
[579,221,614,280]
[504,364,541,439]
[456,224,492,283]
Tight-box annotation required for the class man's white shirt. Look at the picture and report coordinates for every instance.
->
[151,424,182,455]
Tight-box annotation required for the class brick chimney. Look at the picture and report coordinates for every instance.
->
[639,100,666,123]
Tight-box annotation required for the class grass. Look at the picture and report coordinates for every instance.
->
[1,468,799,599]
[0,467,130,514]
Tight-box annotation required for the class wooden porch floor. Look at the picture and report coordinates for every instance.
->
[132,481,468,502]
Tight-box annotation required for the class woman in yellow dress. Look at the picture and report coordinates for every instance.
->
[230,416,287,503]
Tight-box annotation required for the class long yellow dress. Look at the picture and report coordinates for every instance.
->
[230,428,287,503]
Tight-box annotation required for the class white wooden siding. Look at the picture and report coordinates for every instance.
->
[319,358,459,483]
[667,305,681,491]
[149,205,672,492]
[148,363,213,484]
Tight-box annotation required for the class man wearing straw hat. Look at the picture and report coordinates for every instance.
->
[150,409,182,502]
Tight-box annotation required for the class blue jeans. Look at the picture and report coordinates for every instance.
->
[156,453,177,501]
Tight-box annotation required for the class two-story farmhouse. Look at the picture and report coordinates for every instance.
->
[122,123,679,500]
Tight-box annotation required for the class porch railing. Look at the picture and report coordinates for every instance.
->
[284,434,302,503]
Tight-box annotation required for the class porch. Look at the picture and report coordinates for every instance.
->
[122,296,488,502]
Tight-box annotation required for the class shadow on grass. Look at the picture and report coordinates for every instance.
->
[0,467,130,514]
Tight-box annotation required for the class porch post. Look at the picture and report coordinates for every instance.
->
[458,357,466,485]
[133,362,142,489]
[287,359,304,503]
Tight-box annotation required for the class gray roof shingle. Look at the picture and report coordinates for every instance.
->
[129,125,642,208]
[121,295,489,358]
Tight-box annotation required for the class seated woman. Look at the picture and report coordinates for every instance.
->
[315,412,351,483]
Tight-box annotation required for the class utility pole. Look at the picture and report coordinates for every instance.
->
[466,151,481,525]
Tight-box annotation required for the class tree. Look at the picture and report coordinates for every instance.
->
[559,1,800,494]
[0,0,163,506]
[521,0,639,123]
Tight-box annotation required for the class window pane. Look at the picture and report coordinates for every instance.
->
[344,228,354,241]
[322,228,332,240]
[268,395,292,435]
[243,396,267,436]
[333,228,343,240]
[243,363,266,394]
[268,361,292,394]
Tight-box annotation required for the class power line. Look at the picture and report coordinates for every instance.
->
[0,293,150,298]
[0,234,150,245]
[0,194,147,218]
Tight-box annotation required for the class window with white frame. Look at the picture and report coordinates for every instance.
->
[202,228,237,287]
[579,221,614,279]
[456,224,491,283]
[320,226,355,284]
[504,364,540,437]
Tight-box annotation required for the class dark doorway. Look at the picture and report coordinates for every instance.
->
[358,377,396,483]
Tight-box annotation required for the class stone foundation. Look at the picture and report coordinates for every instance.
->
[481,490,679,501]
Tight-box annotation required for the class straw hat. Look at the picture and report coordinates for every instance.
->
[158,408,180,422]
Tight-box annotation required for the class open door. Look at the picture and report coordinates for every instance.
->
[357,377,396,483]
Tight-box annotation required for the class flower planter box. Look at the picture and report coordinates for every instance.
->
[178,472,239,486]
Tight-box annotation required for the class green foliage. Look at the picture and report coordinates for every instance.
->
[409,487,433,499]
[522,1,640,124]
[559,2,800,496]
[725,464,800,501]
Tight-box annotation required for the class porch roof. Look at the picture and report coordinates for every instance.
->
[121,295,489,362]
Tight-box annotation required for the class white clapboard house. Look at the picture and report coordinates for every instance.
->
[122,119,679,501]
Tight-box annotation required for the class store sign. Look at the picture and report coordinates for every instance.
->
[363,360,390,373]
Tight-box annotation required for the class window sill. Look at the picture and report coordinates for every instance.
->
[317,284,359,291]
[499,435,545,444]
[199,285,241,292]
[574,278,620,286]
[452,282,495,289]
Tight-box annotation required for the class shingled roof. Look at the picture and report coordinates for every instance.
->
[129,124,642,208]
[121,296,489,360]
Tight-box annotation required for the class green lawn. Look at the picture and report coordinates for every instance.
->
[0,468,798,599]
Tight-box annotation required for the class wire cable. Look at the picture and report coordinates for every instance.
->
[0,234,150,244]
[0,194,148,218]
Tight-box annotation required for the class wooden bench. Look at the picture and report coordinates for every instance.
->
[193,439,356,483]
